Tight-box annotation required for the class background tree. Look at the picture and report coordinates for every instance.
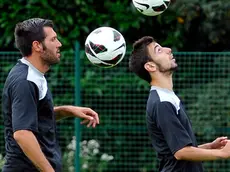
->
[0,0,229,52]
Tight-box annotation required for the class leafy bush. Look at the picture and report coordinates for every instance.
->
[0,154,5,170]
[0,0,229,52]
[63,137,114,172]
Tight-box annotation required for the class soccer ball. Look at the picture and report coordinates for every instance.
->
[132,0,171,16]
[85,27,126,68]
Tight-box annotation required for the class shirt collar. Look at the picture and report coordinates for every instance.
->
[20,57,44,76]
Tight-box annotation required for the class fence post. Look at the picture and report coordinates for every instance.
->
[74,41,81,172]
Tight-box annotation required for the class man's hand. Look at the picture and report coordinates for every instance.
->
[210,136,228,149]
[73,106,99,128]
[219,140,230,159]
[54,106,99,127]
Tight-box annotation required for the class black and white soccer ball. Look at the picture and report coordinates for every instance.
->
[132,0,171,16]
[85,27,126,68]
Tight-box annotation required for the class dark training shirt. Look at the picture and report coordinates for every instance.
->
[2,58,62,172]
[146,86,204,172]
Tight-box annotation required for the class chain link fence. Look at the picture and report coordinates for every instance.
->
[1,51,230,171]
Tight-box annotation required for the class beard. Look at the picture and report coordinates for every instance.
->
[40,43,60,65]
[156,62,178,75]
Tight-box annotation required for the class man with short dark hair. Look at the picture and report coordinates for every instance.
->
[2,18,99,172]
[129,36,230,172]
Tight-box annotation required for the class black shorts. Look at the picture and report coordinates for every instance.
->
[2,166,38,172]
[2,155,38,172]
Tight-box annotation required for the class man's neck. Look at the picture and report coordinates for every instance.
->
[24,56,50,74]
[150,72,173,91]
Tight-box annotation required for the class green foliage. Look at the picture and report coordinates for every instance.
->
[47,51,76,151]
[0,154,5,170]
[63,138,114,172]
[80,51,157,171]
[177,53,230,140]
[171,0,230,51]
[0,0,142,51]
[172,52,230,170]
[2,50,230,171]
[0,0,229,52]
[80,51,230,171]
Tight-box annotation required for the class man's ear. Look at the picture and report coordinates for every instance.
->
[144,62,156,72]
[32,41,42,52]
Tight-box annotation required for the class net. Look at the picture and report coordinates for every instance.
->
[1,51,230,171]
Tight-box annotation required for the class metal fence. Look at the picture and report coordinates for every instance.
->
[1,50,230,172]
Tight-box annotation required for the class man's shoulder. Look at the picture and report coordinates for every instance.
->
[147,90,175,108]
[3,61,27,89]
[8,61,28,81]
[148,89,181,114]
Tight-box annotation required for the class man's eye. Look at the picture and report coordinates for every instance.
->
[157,48,162,53]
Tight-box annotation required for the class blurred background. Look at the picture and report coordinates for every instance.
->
[0,0,230,171]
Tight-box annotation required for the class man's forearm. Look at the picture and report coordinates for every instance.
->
[198,142,212,149]
[175,146,222,161]
[13,130,54,172]
[54,106,73,121]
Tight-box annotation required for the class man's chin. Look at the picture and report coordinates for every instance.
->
[170,63,178,71]
[171,66,178,71]
[53,59,60,65]
[46,59,60,65]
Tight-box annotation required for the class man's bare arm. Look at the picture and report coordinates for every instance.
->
[14,130,54,172]
[175,141,230,161]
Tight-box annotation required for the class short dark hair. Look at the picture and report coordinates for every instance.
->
[14,18,54,57]
[129,36,155,83]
